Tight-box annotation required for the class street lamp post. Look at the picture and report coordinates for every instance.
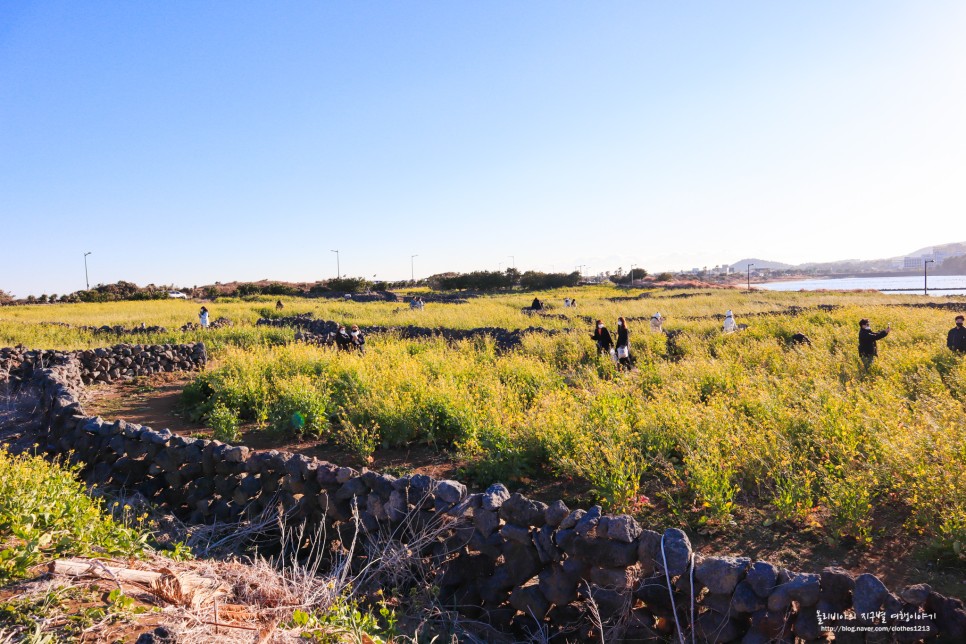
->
[508,255,515,270]
[747,263,755,292]
[330,250,340,278]
[84,252,92,290]
[924,259,935,295]
[411,254,418,284]
[630,264,636,284]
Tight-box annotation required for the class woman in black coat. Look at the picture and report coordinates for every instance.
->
[615,317,631,370]
[591,319,613,355]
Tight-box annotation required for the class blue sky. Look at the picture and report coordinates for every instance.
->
[2,1,965,296]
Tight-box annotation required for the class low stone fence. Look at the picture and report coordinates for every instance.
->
[4,343,206,385]
[258,315,569,351]
[4,344,965,642]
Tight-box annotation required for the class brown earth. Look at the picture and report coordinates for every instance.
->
[82,375,966,600]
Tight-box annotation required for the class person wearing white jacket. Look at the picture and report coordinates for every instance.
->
[650,312,664,332]
[723,310,738,333]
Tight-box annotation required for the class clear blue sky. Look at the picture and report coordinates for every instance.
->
[2,1,964,296]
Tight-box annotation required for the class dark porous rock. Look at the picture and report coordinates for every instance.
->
[510,584,551,620]
[533,524,560,564]
[853,573,888,616]
[819,566,855,610]
[601,514,641,543]
[899,583,931,606]
[732,580,765,614]
[695,610,740,643]
[224,445,250,463]
[573,535,637,568]
[637,529,662,576]
[573,505,602,535]
[386,489,407,522]
[585,584,630,621]
[499,523,531,545]
[539,564,579,606]
[793,606,821,640]
[498,493,547,527]
[740,630,770,644]
[544,499,570,527]
[473,508,500,537]
[634,574,678,617]
[558,508,585,530]
[336,466,357,484]
[750,608,790,640]
[786,572,821,607]
[359,470,394,497]
[555,527,577,554]
[435,479,466,504]
[931,594,966,641]
[481,483,510,511]
[700,592,733,615]
[657,528,691,577]
[589,566,636,591]
[694,555,750,595]
[747,561,779,598]
[624,607,660,642]
[502,541,541,585]
[334,476,369,501]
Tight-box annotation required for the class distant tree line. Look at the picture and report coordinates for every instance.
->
[427,269,582,291]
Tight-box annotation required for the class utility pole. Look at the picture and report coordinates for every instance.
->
[330,249,340,278]
[508,255,515,270]
[630,264,636,283]
[84,252,92,289]
[924,259,935,295]
[411,254,418,284]
[747,263,755,292]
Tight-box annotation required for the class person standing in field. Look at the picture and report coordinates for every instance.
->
[276,299,284,311]
[858,318,890,367]
[615,317,631,370]
[591,319,613,356]
[650,312,664,332]
[947,315,966,352]
[198,306,209,329]
[350,324,366,354]
[564,297,571,307]
[334,324,352,351]
[722,310,738,333]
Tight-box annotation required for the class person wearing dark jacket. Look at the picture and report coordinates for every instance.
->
[591,319,613,355]
[615,317,631,370]
[531,297,543,311]
[350,324,366,354]
[948,316,966,352]
[858,318,890,367]
[334,324,352,351]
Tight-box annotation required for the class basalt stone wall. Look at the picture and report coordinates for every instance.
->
[258,315,569,351]
[7,347,966,643]
[3,343,206,385]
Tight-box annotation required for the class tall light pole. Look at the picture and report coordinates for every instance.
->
[508,255,515,270]
[411,254,418,284]
[747,263,755,292]
[630,264,637,283]
[83,252,92,289]
[924,259,935,295]
[330,249,340,278]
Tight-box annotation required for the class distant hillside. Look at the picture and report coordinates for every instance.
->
[937,254,966,275]
[729,258,793,272]
[735,241,966,274]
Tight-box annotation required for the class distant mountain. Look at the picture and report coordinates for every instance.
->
[903,241,966,259]
[729,258,793,272]
[730,241,966,275]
